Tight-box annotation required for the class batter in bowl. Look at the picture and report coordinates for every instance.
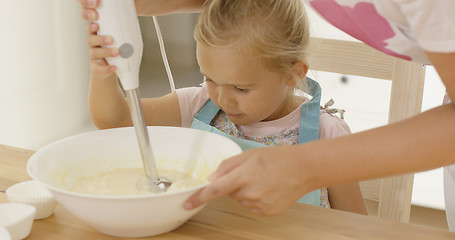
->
[70,168,205,196]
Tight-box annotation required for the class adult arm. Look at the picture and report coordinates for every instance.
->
[77,0,205,21]
[184,52,455,216]
[135,0,205,16]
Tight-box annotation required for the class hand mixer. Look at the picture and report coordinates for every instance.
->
[96,0,172,192]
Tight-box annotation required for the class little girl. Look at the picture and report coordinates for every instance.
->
[86,0,367,214]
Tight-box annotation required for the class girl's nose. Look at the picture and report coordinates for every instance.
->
[217,87,234,109]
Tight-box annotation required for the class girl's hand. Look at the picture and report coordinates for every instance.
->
[86,22,118,80]
[183,145,314,216]
[78,0,99,21]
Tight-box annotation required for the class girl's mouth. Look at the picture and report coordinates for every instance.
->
[226,112,241,118]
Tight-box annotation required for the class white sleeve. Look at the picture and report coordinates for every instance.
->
[319,111,352,139]
[394,0,455,53]
[175,84,210,128]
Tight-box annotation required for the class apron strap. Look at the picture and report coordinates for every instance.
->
[192,100,265,151]
[194,100,220,125]
[298,77,322,144]
[295,77,323,206]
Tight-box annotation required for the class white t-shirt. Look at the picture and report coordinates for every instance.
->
[303,0,455,64]
[176,84,351,141]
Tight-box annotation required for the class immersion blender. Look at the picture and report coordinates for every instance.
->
[96,0,171,192]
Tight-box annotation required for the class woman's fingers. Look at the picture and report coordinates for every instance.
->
[184,145,312,216]
[184,167,243,210]
[208,152,249,181]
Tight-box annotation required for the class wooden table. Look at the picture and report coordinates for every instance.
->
[1,144,455,240]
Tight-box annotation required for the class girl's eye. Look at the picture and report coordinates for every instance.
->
[235,87,248,93]
[204,77,215,84]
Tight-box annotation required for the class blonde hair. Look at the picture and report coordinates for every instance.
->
[194,0,310,88]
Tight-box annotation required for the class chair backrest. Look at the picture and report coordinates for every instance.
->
[308,37,426,222]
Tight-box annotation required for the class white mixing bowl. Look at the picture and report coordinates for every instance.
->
[27,126,241,237]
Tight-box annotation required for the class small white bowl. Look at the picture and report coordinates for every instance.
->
[6,180,57,219]
[0,226,12,240]
[0,203,36,240]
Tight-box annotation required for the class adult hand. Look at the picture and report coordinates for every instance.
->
[184,145,315,216]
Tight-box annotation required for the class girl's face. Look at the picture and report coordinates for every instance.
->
[196,43,294,126]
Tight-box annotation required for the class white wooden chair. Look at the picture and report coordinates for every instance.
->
[308,37,426,222]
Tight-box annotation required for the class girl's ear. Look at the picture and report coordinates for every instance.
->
[287,61,309,86]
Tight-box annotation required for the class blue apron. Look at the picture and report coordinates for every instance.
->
[191,77,322,206]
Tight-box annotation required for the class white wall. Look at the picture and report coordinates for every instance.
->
[0,0,94,150]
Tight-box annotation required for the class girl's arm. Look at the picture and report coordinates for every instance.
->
[87,22,181,129]
[328,183,367,215]
[184,52,455,216]
[320,115,367,215]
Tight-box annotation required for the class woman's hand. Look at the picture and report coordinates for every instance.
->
[184,145,315,216]
[86,22,118,81]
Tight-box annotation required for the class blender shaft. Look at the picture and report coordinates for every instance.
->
[126,88,159,179]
